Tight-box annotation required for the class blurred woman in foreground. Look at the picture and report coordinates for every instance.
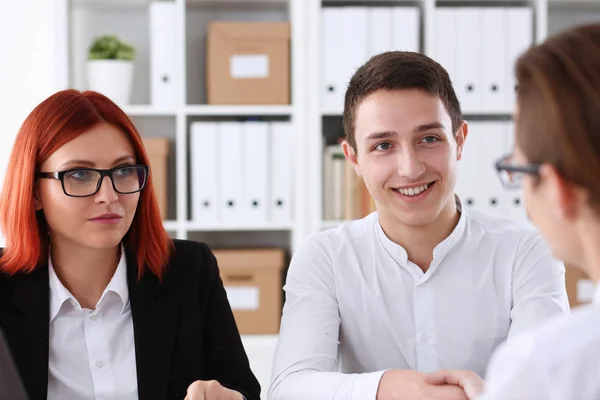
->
[427,22,600,399]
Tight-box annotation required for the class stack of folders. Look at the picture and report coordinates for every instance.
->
[434,6,533,113]
[456,121,528,223]
[190,121,292,226]
[320,6,533,115]
[321,6,420,114]
[322,145,375,221]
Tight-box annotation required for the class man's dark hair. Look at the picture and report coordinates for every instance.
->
[343,51,463,152]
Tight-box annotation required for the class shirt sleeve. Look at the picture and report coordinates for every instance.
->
[508,232,571,338]
[477,333,551,400]
[268,234,388,400]
[479,310,600,400]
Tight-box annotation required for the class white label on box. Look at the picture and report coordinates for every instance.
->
[230,54,269,79]
[577,279,596,303]
[225,286,260,310]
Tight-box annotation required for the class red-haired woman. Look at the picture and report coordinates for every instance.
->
[0,89,260,400]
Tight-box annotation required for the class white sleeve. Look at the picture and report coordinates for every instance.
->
[479,314,600,400]
[508,233,570,338]
[477,334,551,400]
[267,234,387,400]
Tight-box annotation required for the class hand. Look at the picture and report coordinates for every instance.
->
[376,369,470,400]
[425,369,486,400]
[184,380,244,400]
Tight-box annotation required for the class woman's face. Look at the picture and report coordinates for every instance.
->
[516,144,583,266]
[35,123,141,251]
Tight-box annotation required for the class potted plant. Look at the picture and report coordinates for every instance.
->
[87,34,135,106]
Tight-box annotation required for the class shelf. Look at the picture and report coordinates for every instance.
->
[548,0,600,10]
[122,105,177,117]
[462,108,514,117]
[187,0,287,4]
[185,221,293,232]
[321,108,514,117]
[71,0,153,9]
[162,220,179,231]
[186,0,288,10]
[435,0,533,4]
[324,109,514,117]
[186,105,293,116]
[324,0,425,5]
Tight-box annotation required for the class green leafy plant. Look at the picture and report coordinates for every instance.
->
[88,35,135,61]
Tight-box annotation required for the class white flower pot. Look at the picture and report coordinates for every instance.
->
[87,60,134,106]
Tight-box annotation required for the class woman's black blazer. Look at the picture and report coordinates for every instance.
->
[0,239,261,400]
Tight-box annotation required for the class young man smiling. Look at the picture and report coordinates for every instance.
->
[267,52,570,400]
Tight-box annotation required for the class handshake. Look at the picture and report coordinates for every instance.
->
[377,369,486,400]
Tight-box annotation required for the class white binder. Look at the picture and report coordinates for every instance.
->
[344,7,368,94]
[368,7,393,58]
[505,120,529,224]
[219,122,244,224]
[269,121,293,223]
[456,8,483,113]
[190,122,219,224]
[506,7,534,110]
[482,8,507,112]
[149,1,177,108]
[456,121,487,212]
[321,7,346,114]
[481,121,509,217]
[392,7,420,52]
[321,7,368,114]
[242,121,269,224]
[434,9,458,87]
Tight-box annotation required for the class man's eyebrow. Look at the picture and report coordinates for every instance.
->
[364,122,446,141]
[413,122,446,132]
[364,131,398,141]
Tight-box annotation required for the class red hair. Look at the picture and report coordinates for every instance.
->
[0,89,172,280]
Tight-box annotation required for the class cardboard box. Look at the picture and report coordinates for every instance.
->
[206,21,291,105]
[213,248,286,334]
[142,138,170,220]
[565,266,595,308]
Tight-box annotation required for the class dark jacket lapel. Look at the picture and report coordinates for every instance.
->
[6,265,50,400]
[127,249,181,400]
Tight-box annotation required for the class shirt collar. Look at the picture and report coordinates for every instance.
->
[49,245,129,322]
[375,194,467,266]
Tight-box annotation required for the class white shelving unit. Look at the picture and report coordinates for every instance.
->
[50,0,599,397]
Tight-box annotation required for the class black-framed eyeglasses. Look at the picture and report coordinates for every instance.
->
[495,153,540,189]
[36,165,148,197]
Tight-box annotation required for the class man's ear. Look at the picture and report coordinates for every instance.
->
[342,140,361,177]
[455,121,468,161]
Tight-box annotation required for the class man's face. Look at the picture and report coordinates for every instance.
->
[344,89,466,227]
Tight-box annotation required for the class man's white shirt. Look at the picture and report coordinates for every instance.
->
[480,283,600,400]
[268,198,570,400]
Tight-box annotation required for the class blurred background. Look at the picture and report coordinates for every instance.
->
[1,0,599,397]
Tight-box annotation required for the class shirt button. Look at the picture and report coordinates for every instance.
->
[421,334,430,343]
[95,360,105,368]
